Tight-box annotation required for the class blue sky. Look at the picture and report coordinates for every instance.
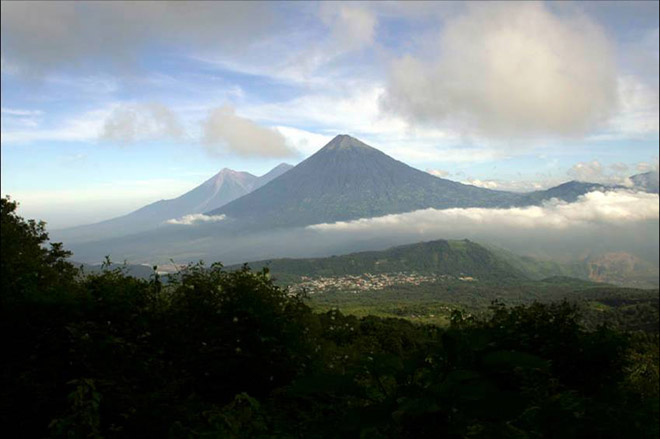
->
[1,1,658,228]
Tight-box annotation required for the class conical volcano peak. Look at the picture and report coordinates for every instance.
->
[322,134,377,152]
[208,168,248,181]
[218,167,242,176]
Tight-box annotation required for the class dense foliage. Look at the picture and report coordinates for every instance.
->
[2,197,658,438]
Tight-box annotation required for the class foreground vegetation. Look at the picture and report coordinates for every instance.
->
[2,197,658,438]
[306,279,660,332]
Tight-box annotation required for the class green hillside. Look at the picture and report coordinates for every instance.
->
[239,239,525,282]
[483,244,590,280]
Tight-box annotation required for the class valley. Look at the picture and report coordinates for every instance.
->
[55,136,660,294]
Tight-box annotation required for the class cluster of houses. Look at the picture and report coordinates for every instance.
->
[289,272,478,294]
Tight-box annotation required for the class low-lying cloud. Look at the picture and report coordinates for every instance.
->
[383,2,617,139]
[69,190,658,277]
[309,191,658,233]
[301,190,659,264]
[165,213,226,226]
[202,105,296,158]
[427,169,450,178]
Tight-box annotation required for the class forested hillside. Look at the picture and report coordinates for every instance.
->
[2,197,658,438]
[239,239,525,282]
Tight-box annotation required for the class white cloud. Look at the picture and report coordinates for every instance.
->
[567,160,633,186]
[274,126,333,158]
[0,107,42,130]
[609,162,629,173]
[101,103,184,144]
[319,3,377,52]
[462,178,548,192]
[309,190,659,234]
[383,2,617,139]
[461,179,500,190]
[593,75,659,140]
[637,159,659,173]
[202,105,296,158]
[1,107,109,144]
[245,85,407,136]
[243,85,496,164]
[165,213,226,226]
[427,169,450,178]
[1,107,42,116]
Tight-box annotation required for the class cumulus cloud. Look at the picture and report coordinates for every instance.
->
[101,103,183,144]
[0,2,273,75]
[383,2,617,139]
[567,160,633,186]
[609,162,630,174]
[637,159,659,173]
[165,213,226,226]
[202,105,296,157]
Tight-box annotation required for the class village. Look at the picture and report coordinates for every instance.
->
[288,272,477,294]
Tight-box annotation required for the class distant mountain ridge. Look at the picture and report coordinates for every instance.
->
[208,135,626,229]
[209,135,523,228]
[631,170,659,193]
[521,180,611,204]
[53,163,293,243]
[59,134,657,266]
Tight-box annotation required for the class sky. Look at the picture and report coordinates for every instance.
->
[1,1,658,229]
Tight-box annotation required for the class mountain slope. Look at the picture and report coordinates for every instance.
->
[54,163,292,243]
[210,135,522,228]
[483,244,591,280]
[520,181,611,204]
[631,170,659,193]
[210,135,621,229]
[237,239,526,281]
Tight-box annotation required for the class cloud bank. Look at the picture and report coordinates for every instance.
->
[309,190,658,233]
[202,106,296,157]
[165,214,226,226]
[383,2,618,139]
[308,190,658,232]
[295,189,659,265]
[67,190,658,276]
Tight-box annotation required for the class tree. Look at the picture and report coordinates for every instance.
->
[0,196,77,306]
